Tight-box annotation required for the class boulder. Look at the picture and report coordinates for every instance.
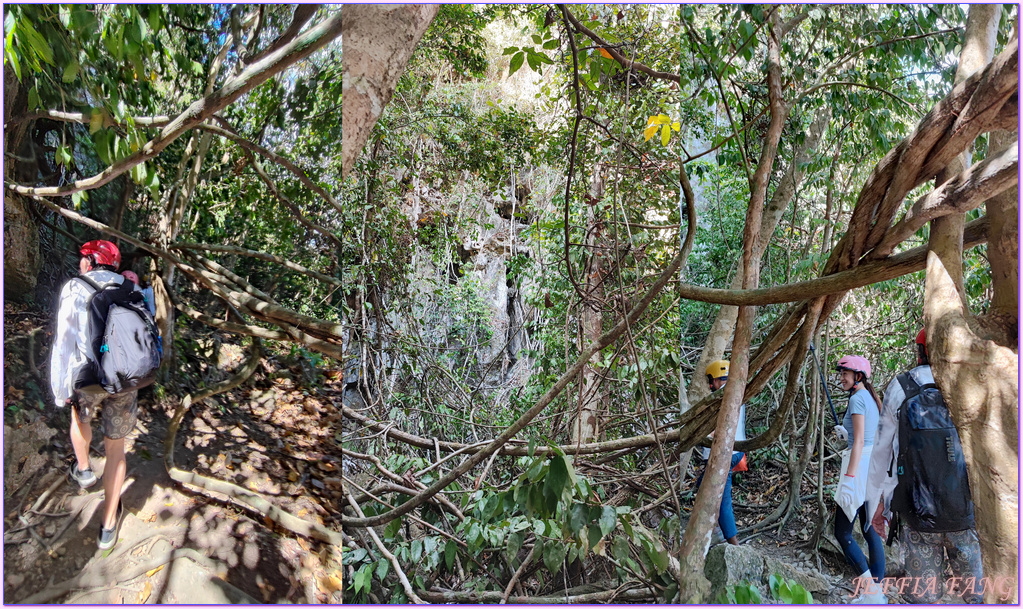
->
[705,544,764,589]
[763,556,832,593]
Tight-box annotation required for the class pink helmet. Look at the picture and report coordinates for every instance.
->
[836,355,871,379]
[121,270,140,285]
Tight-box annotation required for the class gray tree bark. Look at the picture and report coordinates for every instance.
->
[341,4,440,179]
[925,6,1018,603]
[676,13,789,602]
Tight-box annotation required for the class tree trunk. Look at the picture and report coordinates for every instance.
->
[679,107,830,476]
[924,5,1019,603]
[341,4,440,178]
[572,173,605,445]
[676,14,789,602]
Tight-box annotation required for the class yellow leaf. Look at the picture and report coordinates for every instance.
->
[656,113,670,124]
[146,565,164,577]
[643,124,658,142]
[671,121,681,132]
[599,47,613,59]
[660,124,671,146]
[323,573,344,592]
[139,581,152,603]
[647,115,657,126]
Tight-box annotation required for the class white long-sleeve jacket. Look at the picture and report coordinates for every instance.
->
[49,270,125,406]
[865,364,935,523]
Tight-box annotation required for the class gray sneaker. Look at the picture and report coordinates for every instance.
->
[69,464,98,489]
[97,505,122,550]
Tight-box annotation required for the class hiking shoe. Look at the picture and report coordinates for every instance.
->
[97,505,123,550]
[851,591,888,604]
[69,464,98,489]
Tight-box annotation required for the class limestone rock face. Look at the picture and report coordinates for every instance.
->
[3,192,40,302]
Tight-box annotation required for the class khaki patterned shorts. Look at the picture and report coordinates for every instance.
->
[74,388,139,440]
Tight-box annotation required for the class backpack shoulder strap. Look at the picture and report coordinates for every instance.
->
[76,274,104,294]
[896,372,921,402]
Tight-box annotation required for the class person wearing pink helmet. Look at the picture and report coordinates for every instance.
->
[50,240,135,550]
[121,270,157,316]
[833,354,886,604]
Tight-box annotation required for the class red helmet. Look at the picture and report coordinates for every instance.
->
[915,328,927,357]
[836,355,872,379]
[80,240,120,268]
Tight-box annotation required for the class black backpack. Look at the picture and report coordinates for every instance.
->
[71,275,163,394]
[891,372,974,533]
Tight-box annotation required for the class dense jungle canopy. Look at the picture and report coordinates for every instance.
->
[4,4,343,603]
[340,3,1018,605]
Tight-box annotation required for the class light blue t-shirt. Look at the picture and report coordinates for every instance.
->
[843,387,879,447]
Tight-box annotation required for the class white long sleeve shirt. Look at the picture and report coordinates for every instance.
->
[49,270,125,406]
[865,364,935,522]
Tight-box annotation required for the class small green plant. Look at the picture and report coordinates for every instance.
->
[769,574,814,604]
[716,575,814,604]
[716,581,762,604]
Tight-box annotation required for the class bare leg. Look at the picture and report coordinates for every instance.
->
[69,406,92,471]
[101,437,126,529]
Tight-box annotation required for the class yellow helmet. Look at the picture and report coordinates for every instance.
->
[706,359,730,384]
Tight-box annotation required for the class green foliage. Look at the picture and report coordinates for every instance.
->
[340,4,1011,604]
[716,575,813,604]
[716,581,763,604]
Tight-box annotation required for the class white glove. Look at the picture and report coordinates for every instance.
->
[833,424,849,447]
[837,475,857,512]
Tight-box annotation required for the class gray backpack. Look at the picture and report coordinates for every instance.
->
[73,275,162,394]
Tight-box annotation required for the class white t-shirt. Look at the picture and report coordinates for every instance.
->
[700,403,747,460]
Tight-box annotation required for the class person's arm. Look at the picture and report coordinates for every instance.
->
[846,413,865,476]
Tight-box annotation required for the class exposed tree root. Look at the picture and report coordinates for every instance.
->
[19,547,227,604]
[162,338,341,546]
[420,584,656,604]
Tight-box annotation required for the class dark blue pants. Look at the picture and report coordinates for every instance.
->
[695,452,743,540]
[834,503,885,581]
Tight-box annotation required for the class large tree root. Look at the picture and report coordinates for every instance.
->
[20,546,226,604]
[163,338,341,546]
[420,585,656,604]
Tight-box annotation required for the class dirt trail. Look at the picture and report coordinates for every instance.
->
[3,327,343,603]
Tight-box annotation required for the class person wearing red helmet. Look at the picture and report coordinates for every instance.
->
[865,330,983,603]
[50,239,135,549]
[833,354,886,604]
